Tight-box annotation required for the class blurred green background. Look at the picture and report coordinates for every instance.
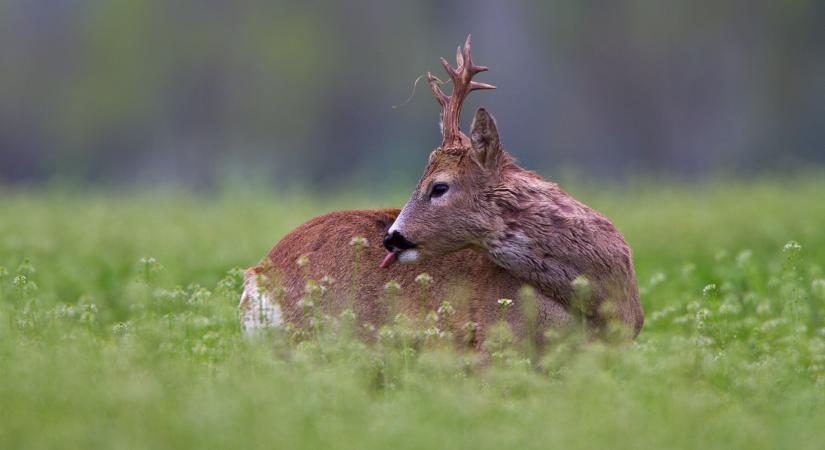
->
[2,0,824,189]
[3,5,825,448]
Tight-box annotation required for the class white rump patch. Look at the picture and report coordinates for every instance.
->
[239,273,283,334]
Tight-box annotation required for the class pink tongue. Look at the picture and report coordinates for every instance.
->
[380,251,398,269]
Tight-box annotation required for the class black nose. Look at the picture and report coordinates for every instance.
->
[383,231,416,252]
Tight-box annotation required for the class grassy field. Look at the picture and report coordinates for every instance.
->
[1,178,824,449]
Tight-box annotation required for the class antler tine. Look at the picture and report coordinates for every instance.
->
[461,36,473,76]
[461,35,490,76]
[439,57,460,82]
[427,72,449,107]
[462,37,494,93]
[430,34,496,149]
[470,81,496,91]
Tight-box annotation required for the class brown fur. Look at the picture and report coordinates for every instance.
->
[241,209,570,349]
[388,109,644,336]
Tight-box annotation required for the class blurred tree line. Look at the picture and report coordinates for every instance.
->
[1,0,823,188]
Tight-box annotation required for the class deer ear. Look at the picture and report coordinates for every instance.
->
[469,108,502,172]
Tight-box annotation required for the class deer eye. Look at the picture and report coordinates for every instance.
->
[430,183,449,199]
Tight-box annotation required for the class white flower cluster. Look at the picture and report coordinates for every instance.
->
[349,236,369,248]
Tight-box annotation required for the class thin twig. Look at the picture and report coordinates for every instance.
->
[392,74,451,110]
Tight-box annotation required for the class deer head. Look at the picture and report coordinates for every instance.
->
[382,35,506,268]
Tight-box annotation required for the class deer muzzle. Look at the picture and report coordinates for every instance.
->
[380,231,419,268]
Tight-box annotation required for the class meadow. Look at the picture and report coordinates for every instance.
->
[1,177,824,449]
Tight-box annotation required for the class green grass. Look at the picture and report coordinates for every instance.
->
[1,178,824,449]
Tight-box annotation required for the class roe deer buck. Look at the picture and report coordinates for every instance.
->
[241,35,642,345]
[240,37,571,346]
[383,36,643,335]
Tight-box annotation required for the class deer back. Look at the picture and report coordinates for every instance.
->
[240,209,569,348]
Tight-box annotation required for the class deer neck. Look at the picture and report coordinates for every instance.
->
[481,169,628,306]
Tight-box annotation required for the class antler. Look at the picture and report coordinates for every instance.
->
[428,34,496,149]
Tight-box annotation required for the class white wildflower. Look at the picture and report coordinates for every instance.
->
[415,273,433,286]
[702,284,718,297]
[384,280,401,294]
[649,272,666,287]
[349,236,368,248]
[437,301,455,316]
